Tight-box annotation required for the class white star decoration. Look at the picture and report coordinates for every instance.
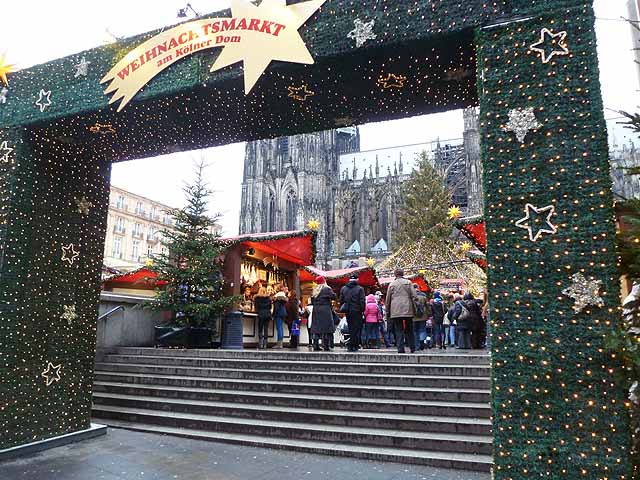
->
[61,243,80,265]
[61,305,78,325]
[75,196,93,216]
[562,273,604,313]
[347,18,377,48]
[42,362,62,387]
[0,87,7,104]
[0,140,13,163]
[74,56,91,78]
[503,107,542,143]
[529,28,569,64]
[515,203,558,242]
[35,89,52,112]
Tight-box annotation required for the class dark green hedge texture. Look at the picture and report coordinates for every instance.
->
[479,4,631,479]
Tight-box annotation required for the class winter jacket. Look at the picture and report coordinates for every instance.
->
[385,277,418,320]
[339,280,366,315]
[364,294,382,323]
[273,292,287,318]
[453,299,482,330]
[254,295,272,320]
[311,285,337,335]
[413,291,431,322]
[286,298,300,326]
[432,299,446,324]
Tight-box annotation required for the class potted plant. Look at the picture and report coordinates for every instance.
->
[146,160,237,349]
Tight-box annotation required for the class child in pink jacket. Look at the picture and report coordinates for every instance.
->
[364,294,382,348]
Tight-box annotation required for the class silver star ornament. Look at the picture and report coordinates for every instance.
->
[61,305,78,325]
[515,203,558,242]
[347,18,377,48]
[0,87,7,104]
[75,196,93,216]
[74,56,91,78]
[0,140,13,163]
[35,89,52,112]
[562,273,604,314]
[504,107,542,143]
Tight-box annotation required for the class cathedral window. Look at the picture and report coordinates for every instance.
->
[268,194,276,231]
[285,190,297,230]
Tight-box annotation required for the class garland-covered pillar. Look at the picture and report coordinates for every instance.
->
[0,126,111,449]
[478,4,631,478]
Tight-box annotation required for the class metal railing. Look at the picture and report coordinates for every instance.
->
[98,305,125,321]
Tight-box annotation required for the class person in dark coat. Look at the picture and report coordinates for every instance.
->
[272,290,288,349]
[339,274,366,352]
[311,276,337,351]
[431,291,446,349]
[253,287,272,350]
[385,268,418,354]
[286,291,301,349]
[453,293,482,349]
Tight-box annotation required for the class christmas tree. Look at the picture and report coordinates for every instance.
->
[147,160,235,329]
[396,150,451,244]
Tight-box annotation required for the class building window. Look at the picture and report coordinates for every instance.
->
[113,238,122,258]
[161,246,168,256]
[147,245,154,258]
[116,195,125,210]
[150,206,157,220]
[286,190,297,231]
[268,194,276,231]
[133,222,143,237]
[132,240,140,261]
[135,201,144,216]
[277,137,289,156]
[115,217,125,233]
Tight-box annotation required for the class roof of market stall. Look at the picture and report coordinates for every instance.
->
[223,230,316,267]
[299,265,378,287]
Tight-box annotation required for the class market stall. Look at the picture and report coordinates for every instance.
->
[222,230,316,346]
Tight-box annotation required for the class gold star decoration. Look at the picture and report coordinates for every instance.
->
[61,305,78,325]
[75,196,93,216]
[0,53,16,86]
[447,206,462,220]
[529,28,569,64]
[366,257,375,267]
[515,203,558,242]
[377,73,407,89]
[89,123,116,135]
[210,0,326,94]
[288,84,315,102]
[0,140,14,163]
[42,362,62,387]
[562,273,604,314]
[61,243,80,265]
[145,259,154,267]
[306,218,320,230]
[460,242,472,253]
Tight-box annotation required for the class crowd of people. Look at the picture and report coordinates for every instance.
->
[250,268,488,353]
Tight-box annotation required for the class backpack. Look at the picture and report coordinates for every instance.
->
[458,301,471,322]
[415,298,426,317]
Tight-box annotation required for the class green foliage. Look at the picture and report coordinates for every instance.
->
[618,200,640,281]
[396,151,451,245]
[146,160,236,329]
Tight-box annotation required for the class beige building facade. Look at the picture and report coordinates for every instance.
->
[103,186,176,271]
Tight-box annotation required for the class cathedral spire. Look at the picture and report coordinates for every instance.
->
[375,155,380,177]
[369,164,373,179]
[399,152,403,175]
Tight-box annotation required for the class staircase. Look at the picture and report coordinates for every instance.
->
[92,347,493,472]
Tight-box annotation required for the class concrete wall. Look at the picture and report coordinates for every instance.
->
[97,292,165,348]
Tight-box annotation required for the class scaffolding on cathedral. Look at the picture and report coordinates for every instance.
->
[375,238,486,295]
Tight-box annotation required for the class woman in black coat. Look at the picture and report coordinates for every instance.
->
[254,287,272,350]
[310,276,337,351]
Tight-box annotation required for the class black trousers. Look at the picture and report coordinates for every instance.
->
[346,312,363,350]
[393,317,415,353]
[258,317,270,341]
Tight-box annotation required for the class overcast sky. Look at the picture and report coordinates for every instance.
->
[2,1,639,234]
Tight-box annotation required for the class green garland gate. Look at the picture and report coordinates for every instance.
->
[0,1,631,478]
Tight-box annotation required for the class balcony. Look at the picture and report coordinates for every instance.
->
[113,227,126,235]
[147,235,159,244]
[132,230,144,239]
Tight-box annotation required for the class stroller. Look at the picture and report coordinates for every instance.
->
[336,316,351,349]
[423,318,434,349]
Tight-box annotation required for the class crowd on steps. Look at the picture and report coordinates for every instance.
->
[252,268,488,353]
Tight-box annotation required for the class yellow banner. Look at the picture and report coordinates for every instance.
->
[101,0,325,111]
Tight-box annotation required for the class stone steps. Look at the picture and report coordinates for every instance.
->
[92,348,493,472]
[94,362,491,389]
[92,381,492,417]
[94,419,494,472]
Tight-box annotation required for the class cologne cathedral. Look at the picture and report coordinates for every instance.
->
[239,108,483,268]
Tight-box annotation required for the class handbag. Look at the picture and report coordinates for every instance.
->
[458,302,471,322]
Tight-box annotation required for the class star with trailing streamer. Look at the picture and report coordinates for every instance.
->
[210,0,326,94]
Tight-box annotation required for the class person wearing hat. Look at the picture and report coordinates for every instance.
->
[385,268,418,353]
[431,291,446,349]
[272,288,288,349]
[310,276,336,351]
[412,283,431,351]
[339,273,366,352]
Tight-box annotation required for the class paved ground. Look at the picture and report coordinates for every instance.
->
[0,428,491,480]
